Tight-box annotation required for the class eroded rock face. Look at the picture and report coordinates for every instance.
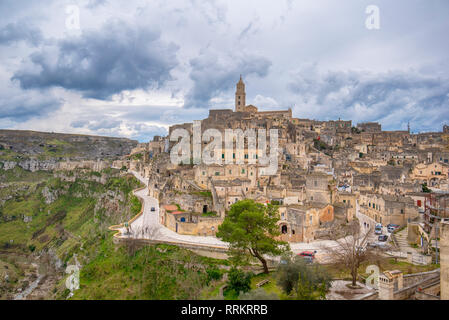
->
[19,159,58,172]
[42,187,58,204]
[0,159,112,173]
[0,129,138,160]
[2,161,17,170]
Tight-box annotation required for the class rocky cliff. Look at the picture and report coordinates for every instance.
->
[0,130,138,171]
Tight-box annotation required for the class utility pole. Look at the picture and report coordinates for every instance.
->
[435,223,439,264]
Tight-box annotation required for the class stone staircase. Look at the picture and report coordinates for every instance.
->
[394,227,419,254]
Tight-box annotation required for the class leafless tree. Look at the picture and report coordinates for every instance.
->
[322,221,378,287]
[131,225,161,240]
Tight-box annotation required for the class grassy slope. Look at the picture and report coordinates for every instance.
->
[74,241,226,300]
[0,167,230,300]
[0,168,143,299]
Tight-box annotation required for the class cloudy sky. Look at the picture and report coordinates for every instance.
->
[0,0,448,142]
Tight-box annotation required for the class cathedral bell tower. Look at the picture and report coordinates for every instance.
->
[235,75,246,112]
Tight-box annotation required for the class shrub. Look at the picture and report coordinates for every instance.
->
[206,267,222,283]
[226,268,253,295]
[276,256,331,299]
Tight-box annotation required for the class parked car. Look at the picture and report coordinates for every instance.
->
[387,224,400,230]
[298,251,316,263]
[375,223,383,235]
[387,224,400,233]
[378,235,388,242]
[151,207,156,212]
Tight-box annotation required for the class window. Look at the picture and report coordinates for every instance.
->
[241,169,245,174]
[215,172,220,176]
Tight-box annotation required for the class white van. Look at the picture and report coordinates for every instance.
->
[374,223,383,235]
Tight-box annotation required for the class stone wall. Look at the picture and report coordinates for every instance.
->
[441,221,449,300]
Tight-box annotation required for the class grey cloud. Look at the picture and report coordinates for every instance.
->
[85,119,122,131]
[184,51,272,108]
[12,20,179,99]
[0,91,61,122]
[71,120,89,128]
[130,123,168,142]
[0,22,43,47]
[288,66,449,132]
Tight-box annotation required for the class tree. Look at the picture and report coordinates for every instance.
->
[216,199,289,273]
[276,255,331,300]
[323,221,376,287]
[422,183,431,193]
[226,268,252,295]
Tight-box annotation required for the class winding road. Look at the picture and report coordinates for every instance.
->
[112,170,373,263]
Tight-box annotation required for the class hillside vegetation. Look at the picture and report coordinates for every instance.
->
[0,166,231,300]
[0,167,143,299]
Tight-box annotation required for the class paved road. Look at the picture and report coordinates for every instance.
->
[115,170,370,263]
[355,200,393,245]
[116,170,228,247]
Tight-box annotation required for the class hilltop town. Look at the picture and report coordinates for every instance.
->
[107,76,449,300]
[1,77,448,301]
[118,77,449,245]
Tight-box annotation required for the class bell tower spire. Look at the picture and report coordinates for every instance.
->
[235,75,246,112]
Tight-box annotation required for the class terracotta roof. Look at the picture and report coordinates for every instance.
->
[163,205,178,211]
[170,211,185,215]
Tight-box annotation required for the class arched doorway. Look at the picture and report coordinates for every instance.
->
[281,224,288,234]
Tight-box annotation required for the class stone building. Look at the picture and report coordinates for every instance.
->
[357,122,382,133]
[411,162,449,187]
[278,203,334,243]
[359,192,419,226]
[305,172,334,204]
[126,74,449,250]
